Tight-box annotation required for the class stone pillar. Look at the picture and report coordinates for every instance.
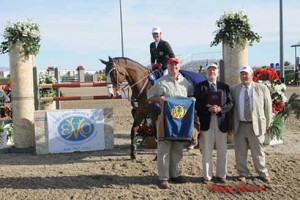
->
[77,67,85,82]
[9,42,35,148]
[223,43,248,86]
[93,73,99,82]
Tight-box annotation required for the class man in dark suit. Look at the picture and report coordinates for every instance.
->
[150,26,175,76]
[194,63,233,184]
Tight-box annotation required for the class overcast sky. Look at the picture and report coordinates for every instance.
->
[0,0,299,70]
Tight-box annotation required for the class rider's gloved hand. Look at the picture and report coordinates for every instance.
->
[151,63,162,69]
[148,73,156,84]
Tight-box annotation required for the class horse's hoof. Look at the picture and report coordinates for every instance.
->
[187,148,194,154]
[153,155,157,161]
[130,154,136,160]
[187,144,195,150]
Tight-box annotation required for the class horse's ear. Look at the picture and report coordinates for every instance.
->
[99,59,108,65]
[109,56,113,62]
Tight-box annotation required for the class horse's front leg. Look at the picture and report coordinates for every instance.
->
[130,125,140,159]
[130,109,144,160]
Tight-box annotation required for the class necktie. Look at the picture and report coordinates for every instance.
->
[210,83,216,92]
[244,86,251,121]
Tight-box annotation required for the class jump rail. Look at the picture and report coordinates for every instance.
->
[39,81,108,89]
[40,95,122,101]
[33,67,122,110]
[38,81,122,102]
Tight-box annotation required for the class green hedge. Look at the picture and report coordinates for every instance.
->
[0,78,10,85]
[285,72,295,85]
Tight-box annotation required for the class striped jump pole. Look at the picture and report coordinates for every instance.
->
[40,95,122,101]
[39,81,108,89]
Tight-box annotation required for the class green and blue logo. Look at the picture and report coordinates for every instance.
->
[57,116,95,141]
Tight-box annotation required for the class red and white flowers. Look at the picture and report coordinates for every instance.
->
[253,68,287,116]
[253,67,287,140]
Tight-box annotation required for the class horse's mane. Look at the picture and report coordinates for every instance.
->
[113,57,149,71]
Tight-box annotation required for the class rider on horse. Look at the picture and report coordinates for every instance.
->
[149,26,175,84]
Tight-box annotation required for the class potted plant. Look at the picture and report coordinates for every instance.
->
[0,20,41,148]
[0,20,41,57]
[211,10,262,86]
[211,10,261,49]
[39,72,57,109]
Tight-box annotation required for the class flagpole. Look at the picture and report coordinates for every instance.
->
[119,0,124,57]
[279,0,284,82]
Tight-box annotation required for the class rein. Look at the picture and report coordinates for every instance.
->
[121,71,152,101]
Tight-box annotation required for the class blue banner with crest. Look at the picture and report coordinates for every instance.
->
[164,97,194,140]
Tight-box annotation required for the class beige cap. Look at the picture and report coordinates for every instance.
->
[152,26,161,33]
[239,66,253,74]
[206,63,218,69]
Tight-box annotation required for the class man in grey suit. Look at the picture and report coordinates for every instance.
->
[230,66,272,183]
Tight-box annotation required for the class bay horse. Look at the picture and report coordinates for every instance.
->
[100,56,156,159]
[100,56,206,159]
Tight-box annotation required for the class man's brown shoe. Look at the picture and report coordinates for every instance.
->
[159,180,170,189]
[260,176,271,183]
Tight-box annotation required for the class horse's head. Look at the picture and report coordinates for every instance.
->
[99,56,126,97]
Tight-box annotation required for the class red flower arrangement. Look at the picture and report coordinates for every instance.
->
[2,80,11,94]
[253,67,286,115]
[136,117,156,148]
[253,68,279,82]
[253,67,300,140]
[137,124,153,137]
[253,67,286,140]
[0,81,12,118]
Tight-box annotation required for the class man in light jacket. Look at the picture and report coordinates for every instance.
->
[230,66,272,183]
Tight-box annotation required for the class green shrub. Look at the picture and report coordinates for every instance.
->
[285,72,295,85]
[0,78,10,85]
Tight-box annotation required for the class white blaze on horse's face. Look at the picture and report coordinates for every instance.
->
[106,76,115,97]
[108,74,120,97]
[104,64,119,97]
[106,83,114,97]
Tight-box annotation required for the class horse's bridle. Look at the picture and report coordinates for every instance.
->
[106,59,126,89]
[106,58,157,101]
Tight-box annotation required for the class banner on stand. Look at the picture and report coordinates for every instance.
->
[47,109,105,153]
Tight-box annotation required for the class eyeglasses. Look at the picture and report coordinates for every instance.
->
[152,33,159,36]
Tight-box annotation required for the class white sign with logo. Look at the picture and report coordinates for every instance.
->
[47,109,105,153]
